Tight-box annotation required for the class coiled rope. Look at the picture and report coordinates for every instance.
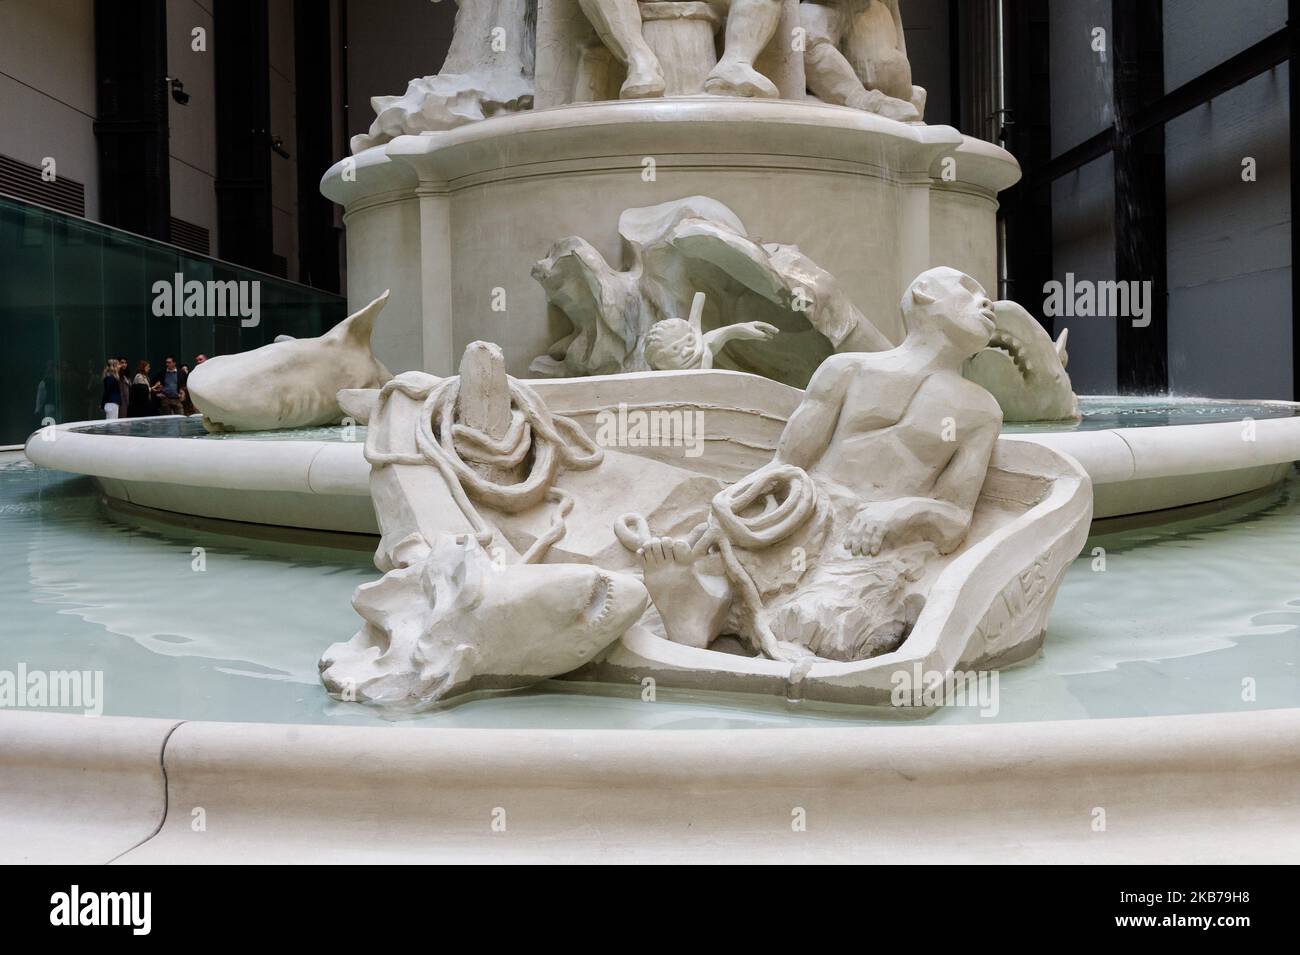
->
[367,373,603,563]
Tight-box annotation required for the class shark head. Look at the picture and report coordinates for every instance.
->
[188,291,393,432]
[965,300,1079,422]
[319,533,649,712]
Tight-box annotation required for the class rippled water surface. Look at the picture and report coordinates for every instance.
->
[1,457,1297,728]
[1003,395,1299,433]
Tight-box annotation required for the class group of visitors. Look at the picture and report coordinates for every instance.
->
[100,354,207,420]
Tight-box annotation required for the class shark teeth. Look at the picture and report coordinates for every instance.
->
[987,330,1034,380]
[580,573,614,631]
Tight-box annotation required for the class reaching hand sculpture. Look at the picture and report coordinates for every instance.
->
[618,267,1002,663]
[578,0,783,98]
[643,292,780,371]
[802,0,926,122]
[531,195,893,385]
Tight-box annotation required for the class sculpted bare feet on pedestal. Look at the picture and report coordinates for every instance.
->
[703,58,780,98]
[621,54,667,98]
[846,87,920,123]
[638,536,731,649]
[802,0,927,122]
[578,0,781,100]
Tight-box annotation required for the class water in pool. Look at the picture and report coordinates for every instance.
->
[2,455,1297,728]
[68,394,1300,443]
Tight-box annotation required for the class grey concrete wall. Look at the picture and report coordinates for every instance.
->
[1048,0,1112,156]
[1163,0,1291,399]
[903,0,952,127]
[167,0,218,249]
[0,0,99,217]
[1047,0,1116,394]
[1051,154,1118,394]
[269,0,299,279]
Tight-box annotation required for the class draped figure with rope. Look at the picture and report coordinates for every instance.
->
[617,268,1004,664]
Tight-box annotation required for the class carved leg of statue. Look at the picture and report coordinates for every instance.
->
[638,537,733,649]
[703,0,781,98]
[801,3,920,122]
[578,0,666,98]
[843,0,925,121]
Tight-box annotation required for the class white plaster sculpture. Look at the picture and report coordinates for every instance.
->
[617,267,1001,663]
[317,273,1089,711]
[802,0,926,122]
[187,291,393,432]
[965,300,1079,422]
[319,530,648,710]
[350,0,536,153]
[644,292,780,370]
[530,195,894,386]
[576,0,784,98]
[320,341,711,710]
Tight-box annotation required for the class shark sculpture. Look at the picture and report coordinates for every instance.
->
[188,291,394,432]
[965,300,1079,422]
[319,531,649,711]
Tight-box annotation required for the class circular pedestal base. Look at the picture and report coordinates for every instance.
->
[321,99,1020,378]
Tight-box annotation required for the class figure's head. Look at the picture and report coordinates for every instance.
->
[900,267,996,357]
[644,318,704,370]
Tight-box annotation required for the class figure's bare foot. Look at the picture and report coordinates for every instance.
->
[704,59,779,99]
[621,58,666,99]
[847,88,921,123]
[638,537,731,649]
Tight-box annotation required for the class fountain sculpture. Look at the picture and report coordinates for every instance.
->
[184,3,1095,711]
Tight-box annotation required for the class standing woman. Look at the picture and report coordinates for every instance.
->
[101,360,122,419]
[129,361,154,417]
[117,356,131,416]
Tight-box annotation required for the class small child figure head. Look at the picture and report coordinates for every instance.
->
[645,318,704,370]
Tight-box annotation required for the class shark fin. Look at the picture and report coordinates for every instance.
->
[325,290,390,347]
[1055,327,1069,369]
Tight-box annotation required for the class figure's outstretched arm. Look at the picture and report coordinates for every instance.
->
[702,322,780,364]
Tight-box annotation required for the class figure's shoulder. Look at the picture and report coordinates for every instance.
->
[955,376,1003,422]
[806,352,866,391]
[918,371,1001,418]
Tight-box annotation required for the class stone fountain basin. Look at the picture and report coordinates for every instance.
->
[4,707,1297,863]
[13,377,1300,861]
[23,373,1300,531]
